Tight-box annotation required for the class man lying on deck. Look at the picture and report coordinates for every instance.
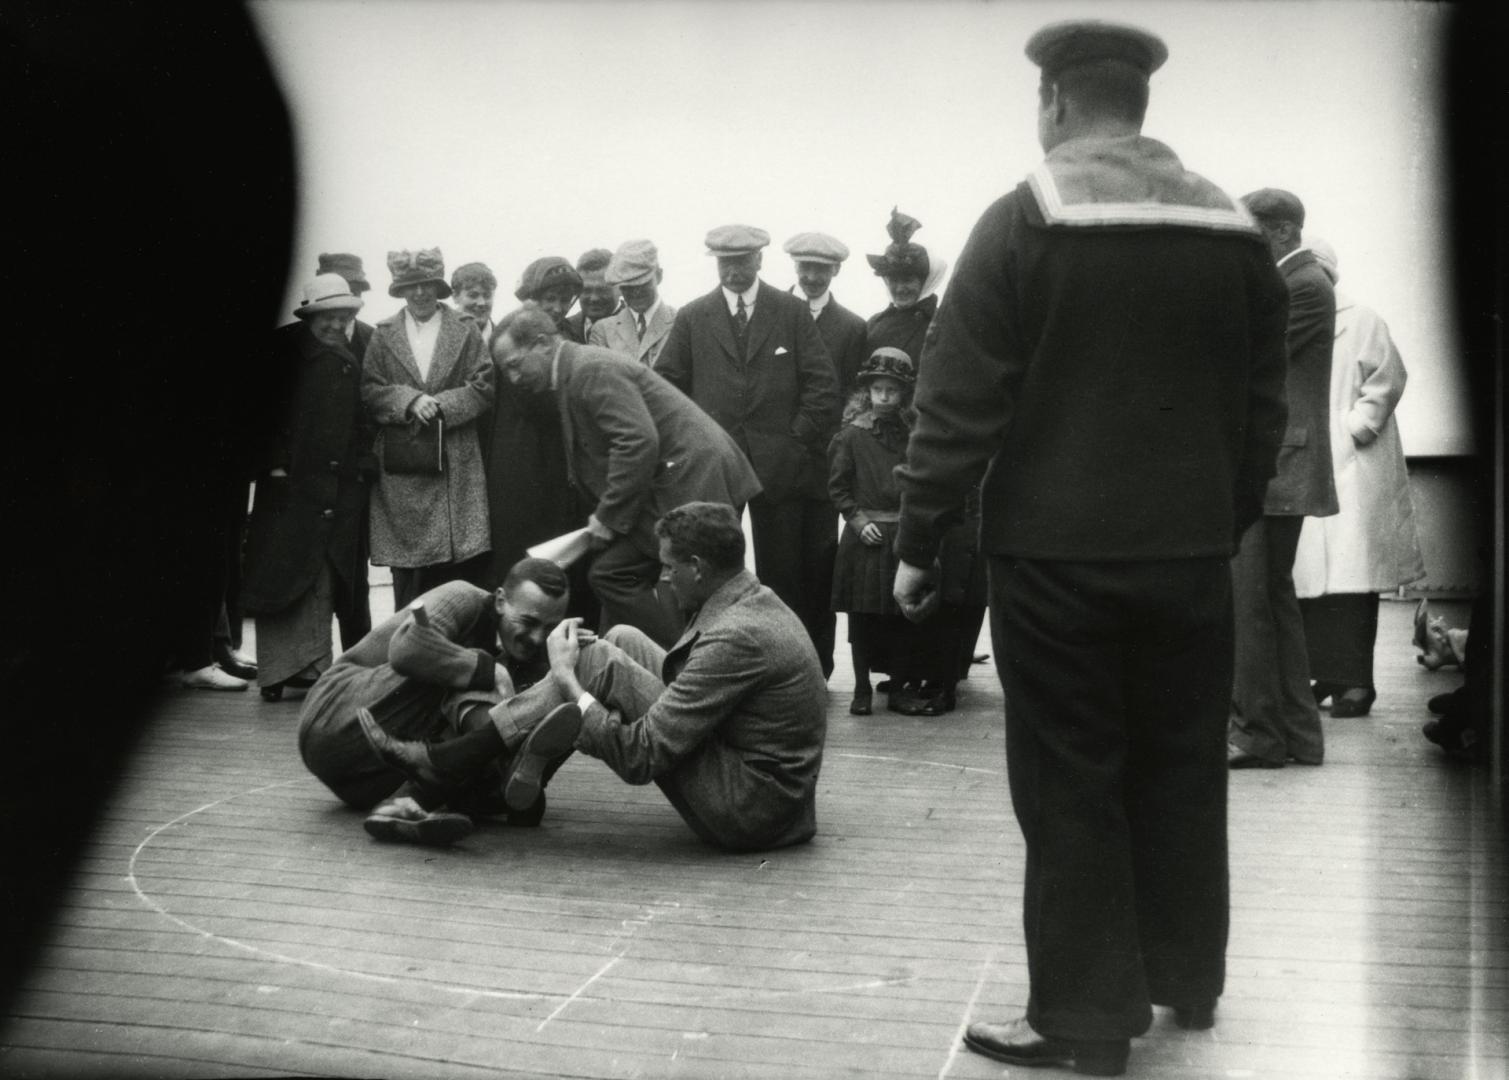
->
[361,501,829,851]
[298,557,587,844]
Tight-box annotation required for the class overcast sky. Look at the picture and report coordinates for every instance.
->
[249,0,1463,454]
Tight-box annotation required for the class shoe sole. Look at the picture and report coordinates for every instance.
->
[504,703,582,812]
[363,811,473,845]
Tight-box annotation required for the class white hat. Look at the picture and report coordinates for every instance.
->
[295,272,364,319]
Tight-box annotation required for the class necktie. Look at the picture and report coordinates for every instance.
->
[636,312,647,341]
[735,295,749,338]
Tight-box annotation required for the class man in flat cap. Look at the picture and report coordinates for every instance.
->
[491,305,761,646]
[565,248,623,345]
[1227,189,1339,770]
[589,239,678,368]
[784,231,869,398]
[657,225,842,677]
[892,20,1288,1074]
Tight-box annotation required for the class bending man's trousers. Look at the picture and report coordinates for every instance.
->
[990,555,1232,1043]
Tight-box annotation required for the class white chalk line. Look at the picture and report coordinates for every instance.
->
[129,779,942,1023]
[128,777,547,1003]
[835,751,1001,776]
[936,948,997,1080]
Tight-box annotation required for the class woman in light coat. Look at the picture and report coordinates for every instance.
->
[1293,239,1425,716]
[363,248,494,609]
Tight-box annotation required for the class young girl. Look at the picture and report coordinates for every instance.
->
[828,347,918,715]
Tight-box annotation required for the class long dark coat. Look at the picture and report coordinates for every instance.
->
[362,307,494,568]
[655,281,839,503]
[1263,248,1340,518]
[864,294,937,366]
[242,322,376,616]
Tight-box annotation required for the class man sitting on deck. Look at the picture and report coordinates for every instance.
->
[362,501,829,851]
[298,557,588,844]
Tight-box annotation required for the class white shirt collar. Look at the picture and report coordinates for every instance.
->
[344,320,356,341]
[807,290,832,317]
[721,281,759,316]
[634,298,662,327]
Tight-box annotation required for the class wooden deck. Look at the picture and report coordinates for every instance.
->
[0,596,1503,1079]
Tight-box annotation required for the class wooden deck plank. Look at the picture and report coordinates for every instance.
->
[2,599,1504,1079]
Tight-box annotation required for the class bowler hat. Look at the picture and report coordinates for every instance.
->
[705,224,770,257]
[514,256,583,302]
[1242,188,1306,228]
[855,346,916,385]
[783,232,850,266]
[317,252,370,293]
[606,239,661,287]
[866,208,929,279]
[387,248,453,299]
[1025,19,1168,78]
[294,273,364,319]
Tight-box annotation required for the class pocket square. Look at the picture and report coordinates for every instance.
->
[774,346,789,356]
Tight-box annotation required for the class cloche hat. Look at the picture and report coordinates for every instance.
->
[294,273,364,319]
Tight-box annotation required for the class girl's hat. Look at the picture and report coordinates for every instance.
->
[514,256,583,301]
[856,346,916,385]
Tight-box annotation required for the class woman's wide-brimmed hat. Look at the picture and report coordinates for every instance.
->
[294,273,364,319]
[866,207,929,279]
[855,346,917,385]
[386,247,453,299]
[514,256,583,302]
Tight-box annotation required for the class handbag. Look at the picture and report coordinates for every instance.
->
[382,416,445,475]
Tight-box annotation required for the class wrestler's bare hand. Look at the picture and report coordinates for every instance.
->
[548,618,584,675]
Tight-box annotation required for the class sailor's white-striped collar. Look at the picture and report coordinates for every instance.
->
[1028,163,1260,233]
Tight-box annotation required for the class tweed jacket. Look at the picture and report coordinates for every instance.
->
[895,135,1290,565]
[576,570,827,851]
[242,323,375,615]
[792,288,869,398]
[554,343,762,556]
[588,300,678,368]
[655,280,840,503]
[361,306,494,567]
[1262,248,1340,518]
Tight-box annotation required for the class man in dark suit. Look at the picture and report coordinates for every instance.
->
[492,306,762,647]
[783,232,870,401]
[892,20,1288,1073]
[1227,188,1340,769]
[656,225,842,676]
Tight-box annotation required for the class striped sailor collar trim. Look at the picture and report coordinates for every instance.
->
[1028,137,1259,233]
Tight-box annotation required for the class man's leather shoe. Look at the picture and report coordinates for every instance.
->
[849,687,873,716]
[356,707,462,793]
[963,1019,1129,1076]
[1329,687,1376,718]
[1171,1000,1217,1030]
[503,703,582,812]
[1227,743,1284,769]
[363,796,472,845]
[213,642,258,681]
